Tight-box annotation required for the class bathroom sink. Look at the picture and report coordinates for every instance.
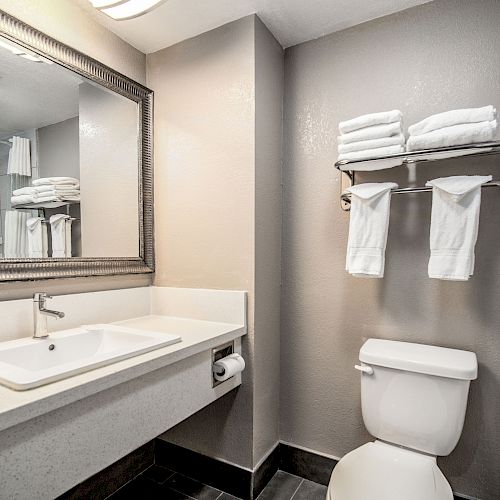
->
[0,324,181,390]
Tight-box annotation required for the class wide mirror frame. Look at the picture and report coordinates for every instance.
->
[0,10,154,281]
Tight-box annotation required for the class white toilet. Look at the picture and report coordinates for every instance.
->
[327,339,478,500]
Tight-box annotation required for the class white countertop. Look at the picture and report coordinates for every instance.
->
[0,315,245,432]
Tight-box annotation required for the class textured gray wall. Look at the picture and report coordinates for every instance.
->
[281,1,500,498]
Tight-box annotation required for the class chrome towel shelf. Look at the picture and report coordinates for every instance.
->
[336,140,500,211]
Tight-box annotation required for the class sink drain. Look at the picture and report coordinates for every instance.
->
[48,344,55,351]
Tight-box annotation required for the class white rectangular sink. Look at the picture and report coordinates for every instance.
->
[0,324,181,390]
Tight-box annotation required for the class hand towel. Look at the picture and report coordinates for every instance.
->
[49,214,70,258]
[339,110,403,134]
[338,121,404,145]
[409,105,497,136]
[338,134,405,154]
[7,136,31,177]
[407,120,497,151]
[27,217,48,258]
[33,177,80,187]
[338,145,405,162]
[344,182,398,278]
[65,219,73,258]
[426,175,491,280]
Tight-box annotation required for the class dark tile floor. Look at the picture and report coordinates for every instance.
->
[108,466,327,500]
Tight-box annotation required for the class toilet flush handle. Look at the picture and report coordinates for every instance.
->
[354,364,374,375]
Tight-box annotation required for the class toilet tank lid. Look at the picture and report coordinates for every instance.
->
[359,339,478,380]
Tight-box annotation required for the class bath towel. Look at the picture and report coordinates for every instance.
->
[426,175,491,280]
[338,145,405,162]
[344,182,398,278]
[406,120,497,151]
[339,110,403,134]
[338,122,404,145]
[338,134,406,154]
[408,105,497,136]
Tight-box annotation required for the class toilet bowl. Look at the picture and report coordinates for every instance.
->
[326,339,477,500]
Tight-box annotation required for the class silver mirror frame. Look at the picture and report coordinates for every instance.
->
[0,10,154,281]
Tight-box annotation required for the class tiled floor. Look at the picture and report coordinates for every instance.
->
[108,466,327,500]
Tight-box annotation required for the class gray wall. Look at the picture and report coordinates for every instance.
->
[147,15,283,469]
[281,1,500,499]
[38,117,79,180]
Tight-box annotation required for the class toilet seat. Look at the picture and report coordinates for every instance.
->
[326,441,453,500]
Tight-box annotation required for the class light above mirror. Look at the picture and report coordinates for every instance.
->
[89,0,167,20]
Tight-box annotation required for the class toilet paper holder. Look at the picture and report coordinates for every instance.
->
[212,340,234,387]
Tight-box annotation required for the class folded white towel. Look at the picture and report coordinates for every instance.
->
[338,145,405,162]
[49,214,70,258]
[426,175,491,281]
[407,120,497,151]
[338,134,405,154]
[409,105,497,136]
[11,194,36,206]
[27,217,48,258]
[344,182,397,278]
[33,177,80,187]
[338,121,404,145]
[13,186,80,196]
[339,110,402,134]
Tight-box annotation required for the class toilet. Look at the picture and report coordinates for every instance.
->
[327,339,477,500]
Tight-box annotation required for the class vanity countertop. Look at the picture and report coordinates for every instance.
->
[0,315,245,432]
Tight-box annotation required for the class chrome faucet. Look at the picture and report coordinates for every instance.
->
[33,292,65,339]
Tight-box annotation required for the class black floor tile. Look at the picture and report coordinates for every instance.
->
[141,465,175,484]
[291,479,327,500]
[109,476,165,499]
[165,473,222,500]
[256,471,303,500]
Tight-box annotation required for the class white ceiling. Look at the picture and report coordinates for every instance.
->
[0,41,82,137]
[75,0,432,54]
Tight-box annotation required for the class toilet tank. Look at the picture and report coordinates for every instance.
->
[358,339,477,456]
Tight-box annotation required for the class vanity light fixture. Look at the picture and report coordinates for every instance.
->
[0,39,52,64]
[89,0,168,20]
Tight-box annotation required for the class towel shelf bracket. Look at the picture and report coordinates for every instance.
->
[336,140,500,212]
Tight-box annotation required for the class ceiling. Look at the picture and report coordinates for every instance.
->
[75,0,432,54]
[0,40,82,137]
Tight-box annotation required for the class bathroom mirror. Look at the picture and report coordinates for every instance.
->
[0,11,153,280]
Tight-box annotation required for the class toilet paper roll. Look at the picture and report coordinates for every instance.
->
[213,353,245,382]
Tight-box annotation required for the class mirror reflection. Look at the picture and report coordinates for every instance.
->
[0,36,140,259]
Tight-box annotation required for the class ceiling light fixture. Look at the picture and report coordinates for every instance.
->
[89,0,168,20]
[0,38,53,64]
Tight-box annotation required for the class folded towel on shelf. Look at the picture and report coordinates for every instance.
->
[32,177,80,187]
[27,217,48,258]
[339,110,403,134]
[344,182,397,278]
[11,194,36,206]
[13,185,80,196]
[338,121,404,145]
[407,120,497,151]
[49,214,71,258]
[338,145,405,162]
[409,105,497,136]
[338,134,405,154]
[426,175,491,281]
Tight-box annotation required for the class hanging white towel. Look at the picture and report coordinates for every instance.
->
[408,105,497,136]
[4,211,29,258]
[338,134,406,154]
[7,137,31,177]
[344,182,398,278]
[65,218,72,258]
[49,214,70,258]
[426,175,491,281]
[339,110,403,134]
[27,217,48,258]
[338,121,403,145]
[407,120,497,151]
[338,145,405,162]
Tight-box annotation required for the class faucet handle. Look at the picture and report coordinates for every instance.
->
[33,292,52,302]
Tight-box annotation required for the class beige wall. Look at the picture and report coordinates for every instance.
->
[0,1,151,296]
[148,15,283,469]
[281,1,500,498]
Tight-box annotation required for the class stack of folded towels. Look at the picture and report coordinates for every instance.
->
[337,110,405,162]
[407,105,497,151]
[11,177,80,206]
